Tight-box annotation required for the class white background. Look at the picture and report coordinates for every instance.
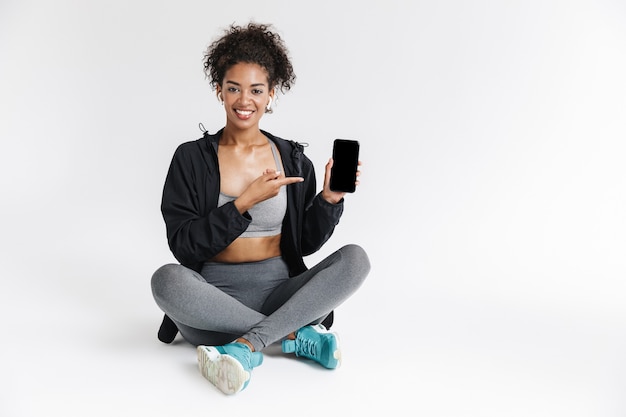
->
[1,0,626,415]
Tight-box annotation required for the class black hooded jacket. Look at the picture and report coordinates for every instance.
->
[161,128,344,275]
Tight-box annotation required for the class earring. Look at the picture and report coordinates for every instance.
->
[266,96,273,114]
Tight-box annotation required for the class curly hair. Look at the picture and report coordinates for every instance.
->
[203,22,296,93]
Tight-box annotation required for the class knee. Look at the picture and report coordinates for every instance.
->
[151,263,183,299]
[340,244,371,279]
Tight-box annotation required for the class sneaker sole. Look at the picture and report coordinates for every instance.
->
[313,326,342,369]
[327,332,342,369]
[197,346,250,395]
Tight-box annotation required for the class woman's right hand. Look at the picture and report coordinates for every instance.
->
[234,169,303,214]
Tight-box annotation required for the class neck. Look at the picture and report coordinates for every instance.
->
[221,125,265,146]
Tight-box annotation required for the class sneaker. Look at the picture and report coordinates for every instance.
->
[157,314,178,344]
[282,324,341,369]
[197,342,263,395]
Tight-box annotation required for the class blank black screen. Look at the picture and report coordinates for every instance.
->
[330,139,359,193]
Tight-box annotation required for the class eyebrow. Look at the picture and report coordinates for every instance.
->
[225,80,267,88]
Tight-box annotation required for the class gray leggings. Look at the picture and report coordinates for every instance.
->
[151,244,370,351]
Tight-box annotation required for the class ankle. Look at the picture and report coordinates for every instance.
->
[235,338,255,352]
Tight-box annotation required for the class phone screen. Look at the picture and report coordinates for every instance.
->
[330,139,360,193]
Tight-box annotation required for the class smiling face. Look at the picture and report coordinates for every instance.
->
[216,62,274,131]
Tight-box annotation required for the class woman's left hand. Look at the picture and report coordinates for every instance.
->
[321,158,362,204]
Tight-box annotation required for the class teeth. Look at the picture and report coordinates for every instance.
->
[236,110,253,115]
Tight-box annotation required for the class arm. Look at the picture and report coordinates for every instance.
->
[301,157,363,255]
[161,144,250,268]
[300,158,344,256]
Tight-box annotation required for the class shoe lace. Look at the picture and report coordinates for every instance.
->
[298,338,318,358]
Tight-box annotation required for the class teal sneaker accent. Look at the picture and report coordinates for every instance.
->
[197,342,263,395]
[282,324,341,369]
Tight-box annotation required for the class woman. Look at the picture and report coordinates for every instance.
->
[151,22,370,395]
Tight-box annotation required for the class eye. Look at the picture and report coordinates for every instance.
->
[227,86,239,93]
[252,88,264,95]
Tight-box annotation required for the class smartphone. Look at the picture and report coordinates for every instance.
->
[329,139,360,193]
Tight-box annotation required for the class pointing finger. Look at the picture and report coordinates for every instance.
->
[277,176,304,186]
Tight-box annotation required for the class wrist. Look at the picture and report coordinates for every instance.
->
[234,196,253,214]
[321,191,342,205]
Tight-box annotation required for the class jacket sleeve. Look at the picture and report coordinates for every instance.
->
[161,143,251,268]
[299,157,344,256]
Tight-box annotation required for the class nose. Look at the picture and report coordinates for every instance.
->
[238,90,253,105]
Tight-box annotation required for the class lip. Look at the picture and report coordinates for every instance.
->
[234,109,255,119]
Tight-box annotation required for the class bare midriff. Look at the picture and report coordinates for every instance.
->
[210,234,282,263]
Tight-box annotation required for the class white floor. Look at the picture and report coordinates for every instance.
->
[2,243,625,417]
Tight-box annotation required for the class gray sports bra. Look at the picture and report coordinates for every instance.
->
[217,138,287,238]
